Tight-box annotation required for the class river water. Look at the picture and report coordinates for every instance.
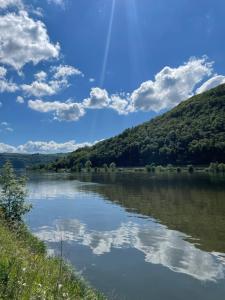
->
[26,172,225,300]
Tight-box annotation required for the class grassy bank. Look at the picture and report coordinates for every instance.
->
[0,220,105,300]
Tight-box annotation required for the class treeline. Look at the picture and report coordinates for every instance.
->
[47,84,225,171]
[0,153,62,169]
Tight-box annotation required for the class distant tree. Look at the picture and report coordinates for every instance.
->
[145,165,151,173]
[103,163,108,172]
[188,165,194,173]
[109,162,116,172]
[209,162,219,173]
[85,160,92,172]
[0,161,31,226]
[176,167,181,173]
[218,163,225,173]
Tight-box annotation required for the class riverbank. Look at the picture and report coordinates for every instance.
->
[0,219,105,300]
[35,162,225,175]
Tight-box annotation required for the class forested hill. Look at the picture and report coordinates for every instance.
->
[51,84,225,169]
[0,153,62,169]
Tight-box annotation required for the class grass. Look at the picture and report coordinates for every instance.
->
[0,220,105,300]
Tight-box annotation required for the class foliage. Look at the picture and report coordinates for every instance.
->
[0,162,31,225]
[0,220,105,300]
[49,84,225,169]
[109,162,116,171]
[103,163,108,172]
[208,162,225,173]
[188,165,194,173]
[85,160,92,172]
[0,153,62,169]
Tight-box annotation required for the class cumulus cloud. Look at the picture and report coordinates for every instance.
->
[52,64,83,79]
[196,75,225,94]
[22,81,57,97]
[28,99,85,121]
[130,57,213,112]
[25,57,225,122]
[83,87,110,109]
[16,96,24,103]
[0,66,18,93]
[0,140,96,154]
[22,65,81,97]
[110,94,132,115]
[35,71,47,82]
[0,0,22,9]
[0,10,60,70]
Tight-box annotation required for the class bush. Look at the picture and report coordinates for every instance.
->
[85,160,92,172]
[0,161,31,226]
[188,165,194,173]
[103,163,108,172]
[145,165,151,173]
[109,162,116,172]
[218,163,225,173]
[209,162,219,173]
[176,167,181,173]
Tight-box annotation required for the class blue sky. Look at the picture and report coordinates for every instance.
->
[0,0,225,153]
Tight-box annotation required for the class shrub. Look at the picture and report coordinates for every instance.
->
[109,162,116,172]
[103,163,108,172]
[188,165,194,173]
[145,165,151,173]
[85,160,92,172]
[176,167,181,173]
[0,161,31,226]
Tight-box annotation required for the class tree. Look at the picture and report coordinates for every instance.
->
[109,162,116,172]
[85,160,92,172]
[103,163,108,172]
[0,161,31,225]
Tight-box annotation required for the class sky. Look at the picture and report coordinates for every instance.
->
[0,0,225,153]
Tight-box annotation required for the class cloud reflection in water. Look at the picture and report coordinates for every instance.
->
[35,218,225,282]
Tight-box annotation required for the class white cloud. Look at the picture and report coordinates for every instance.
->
[1,121,8,126]
[130,57,213,112]
[0,66,7,77]
[0,66,18,93]
[0,10,60,70]
[110,94,132,115]
[0,143,15,152]
[0,140,95,154]
[0,121,13,133]
[52,64,83,79]
[0,0,22,9]
[196,75,225,94]
[16,96,24,103]
[83,87,110,109]
[0,78,18,93]
[89,78,95,83]
[28,99,85,121]
[22,65,81,97]
[22,81,57,97]
[23,57,225,122]
[35,71,47,82]
[47,0,65,7]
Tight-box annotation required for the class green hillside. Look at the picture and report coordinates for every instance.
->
[0,153,63,169]
[51,84,225,169]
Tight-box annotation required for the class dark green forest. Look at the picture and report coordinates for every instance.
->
[0,153,61,169]
[50,84,225,169]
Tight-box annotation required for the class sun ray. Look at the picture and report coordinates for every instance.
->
[100,0,116,87]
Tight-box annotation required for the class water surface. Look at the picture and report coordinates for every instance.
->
[26,172,225,300]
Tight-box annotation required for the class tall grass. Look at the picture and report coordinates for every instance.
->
[0,220,105,300]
